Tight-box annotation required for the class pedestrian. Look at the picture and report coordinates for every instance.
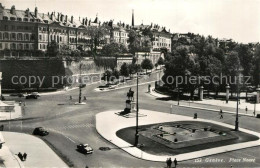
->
[166,158,170,168]
[169,158,172,168]
[174,158,178,168]
[220,113,223,119]
[19,101,22,106]
[18,152,23,161]
[245,106,248,114]
[220,109,223,114]
[148,84,151,93]
[84,96,87,100]
[253,111,256,116]
[70,95,72,100]
[23,153,27,161]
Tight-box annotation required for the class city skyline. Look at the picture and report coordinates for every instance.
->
[1,0,260,44]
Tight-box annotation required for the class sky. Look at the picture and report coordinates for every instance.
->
[2,0,260,43]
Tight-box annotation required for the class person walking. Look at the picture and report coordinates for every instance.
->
[148,84,151,93]
[70,95,72,100]
[245,106,248,114]
[18,152,23,161]
[174,158,178,168]
[23,153,27,161]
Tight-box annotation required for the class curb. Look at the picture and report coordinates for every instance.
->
[173,104,256,117]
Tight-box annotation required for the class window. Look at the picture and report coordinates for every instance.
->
[0,33,2,40]
[60,36,62,42]
[0,43,2,49]
[5,43,9,49]
[17,18,22,21]
[23,18,28,22]
[4,32,9,39]
[10,17,16,21]
[18,43,23,50]
[12,33,16,40]
[25,44,29,49]
[4,25,8,31]
[11,43,16,49]
[40,44,42,49]
[25,34,29,40]
[17,33,23,40]
[31,34,35,41]
[30,19,34,22]
[39,35,42,41]
[3,16,8,20]
[11,25,16,30]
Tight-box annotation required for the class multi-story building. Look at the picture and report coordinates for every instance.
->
[0,4,107,57]
[0,3,172,58]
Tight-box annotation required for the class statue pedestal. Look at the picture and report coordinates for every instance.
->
[119,100,136,115]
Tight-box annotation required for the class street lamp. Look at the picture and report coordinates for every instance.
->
[78,63,82,104]
[235,68,242,131]
[177,87,180,106]
[134,71,139,147]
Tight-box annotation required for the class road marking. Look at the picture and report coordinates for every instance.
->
[63,134,76,143]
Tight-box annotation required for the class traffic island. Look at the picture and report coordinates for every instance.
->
[116,121,258,156]
[96,110,260,162]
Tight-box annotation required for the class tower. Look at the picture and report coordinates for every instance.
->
[132,9,134,27]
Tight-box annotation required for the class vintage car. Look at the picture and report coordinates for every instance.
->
[77,143,93,154]
[33,127,49,136]
[26,92,40,99]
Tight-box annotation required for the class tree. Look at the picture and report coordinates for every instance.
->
[253,45,260,86]
[141,58,154,74]
[47,41,59,57]
[102,69,113,83]
[120,63,130,81]
[85,26,109,56]
[101,42,127,56]
[157,57,164,69]
[225,51,241,96]
[163,48,200,99]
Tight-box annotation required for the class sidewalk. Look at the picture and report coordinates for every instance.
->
[0,132,24,168]
[0,103,22,121]
[2,132,68,168]
[150,87,259,116]
[96,110,260,162]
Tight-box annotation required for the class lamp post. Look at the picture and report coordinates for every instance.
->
[235,69,241,131]
[177,87,180,106]
[254,95,256,116]
[134,71,139,147]
[78,63,82,104]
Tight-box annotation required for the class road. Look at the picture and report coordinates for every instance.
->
[1,72,260,167]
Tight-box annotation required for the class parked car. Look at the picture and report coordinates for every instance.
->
[77,144,93,154]
[33,127,49,136]
[26,92,40,99]
[9,93,25,97]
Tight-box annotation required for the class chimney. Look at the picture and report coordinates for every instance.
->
[47,12,49,16]
[11,5,16,15]
[57,13,60,21]
[85,18,88,26]
[61,14,64,22]
[65,15,68,22]
[25,8,29,17]
[71,16,74,23]
[35,7,38,18]
[51,12,54,20]
[82,18,85,25]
